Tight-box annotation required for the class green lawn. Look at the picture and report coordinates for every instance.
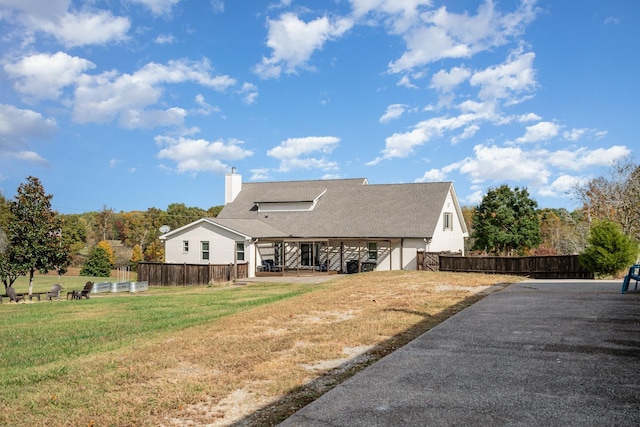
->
[7,273,135,294]
[0,283,316,392]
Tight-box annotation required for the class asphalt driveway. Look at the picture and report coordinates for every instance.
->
[280,280,640,426]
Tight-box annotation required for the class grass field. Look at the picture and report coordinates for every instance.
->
[0,271,521,426]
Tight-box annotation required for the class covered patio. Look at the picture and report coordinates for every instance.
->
[253,238,401,277]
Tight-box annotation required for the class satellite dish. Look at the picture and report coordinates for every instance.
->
[159,225,170,234]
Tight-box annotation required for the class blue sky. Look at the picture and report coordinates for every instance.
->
[0,0,637,214]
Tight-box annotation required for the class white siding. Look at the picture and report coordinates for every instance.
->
[427,190,466,254]
[401,239,428,270]
[163,221,255,276]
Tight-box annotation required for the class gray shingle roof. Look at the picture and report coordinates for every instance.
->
[216,178,455,239]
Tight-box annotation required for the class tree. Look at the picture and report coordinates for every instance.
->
[573,158,640,243]
[472,185,541,255]
[579,219,638,277]
[97,240,115,265]
[206,205,224,218]
[95,205,115,241]
[6,176,71,294]
[143,239,164,262]
[164,203,207,232]
[130,244,143,271]
[80,246,112,277]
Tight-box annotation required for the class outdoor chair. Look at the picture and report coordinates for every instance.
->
[261,259,275,272]
[68,281,93,300]
[7,287,25,303]
[46,284,62,301]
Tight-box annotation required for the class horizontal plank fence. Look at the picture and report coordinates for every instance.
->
[137,262,248,286]
[438,254,594,279]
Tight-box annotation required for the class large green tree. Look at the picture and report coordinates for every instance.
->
[6,176,71,294]
[472,185,541,255]
[579,219,638,277]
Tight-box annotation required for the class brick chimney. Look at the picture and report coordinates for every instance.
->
[225,167,242,204]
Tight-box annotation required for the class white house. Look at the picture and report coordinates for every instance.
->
[160,172,468,277]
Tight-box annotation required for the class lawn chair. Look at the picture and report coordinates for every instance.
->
[46,284,62,301]
[7,287,25,303]
[261,259,275,272]
[68,281,93,300]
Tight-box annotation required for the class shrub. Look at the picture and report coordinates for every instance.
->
[80,246,112,277]
[579,219,638,277]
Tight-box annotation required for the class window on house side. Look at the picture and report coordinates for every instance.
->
[201,241,210,260]
[183,241,189,253]
[443,212,453,231]
[368,242,378,260]
[236,242,245,261]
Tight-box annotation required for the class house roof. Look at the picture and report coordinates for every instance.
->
[216,178,463,239]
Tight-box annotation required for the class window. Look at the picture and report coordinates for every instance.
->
[201,241,210,260]
[443,212,453,231]
[368,242,378,260]
[183,241,189,253]
[236,242,245,261]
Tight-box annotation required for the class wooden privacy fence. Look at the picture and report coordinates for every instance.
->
[137,262,248,286]
[437,254,594,279]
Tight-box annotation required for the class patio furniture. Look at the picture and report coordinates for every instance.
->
[261,259,275,272]
[7,287,25,303]
[67,281,93,300]
[46,284,62,301]
[621,264,640,294]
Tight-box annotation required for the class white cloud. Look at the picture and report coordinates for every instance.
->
[518,112,541,122]
[5,150,49,165]
[431,66,471,93]
[0,103,57,144]
[415,168,447,182]
[470,49,537,101]
[515,121,559,144]
[267,136,340,172]
[435,143,632,200]
[380,104,406,123]
[250,168,271,181]
[452,124,480,144]
[350,0,432,33]
[538,174,587,197]
[562,127,607,142]
[193,94,220,116]
[397,75,418,88]
[387,0,538,74]
[154,34,176,44]
[254,13,353,79]
[545,146,630,171]
[120,107,187,129]
[156,135,253,173]
[0,104,56,166]
[73,59,236,127]
[458,144,550,186]
[0,0,130,47]
[35,10,130,48]
[239,82,259,105]
[369,112,483,164]
[129,0,182,16]
[4,51,96,100]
